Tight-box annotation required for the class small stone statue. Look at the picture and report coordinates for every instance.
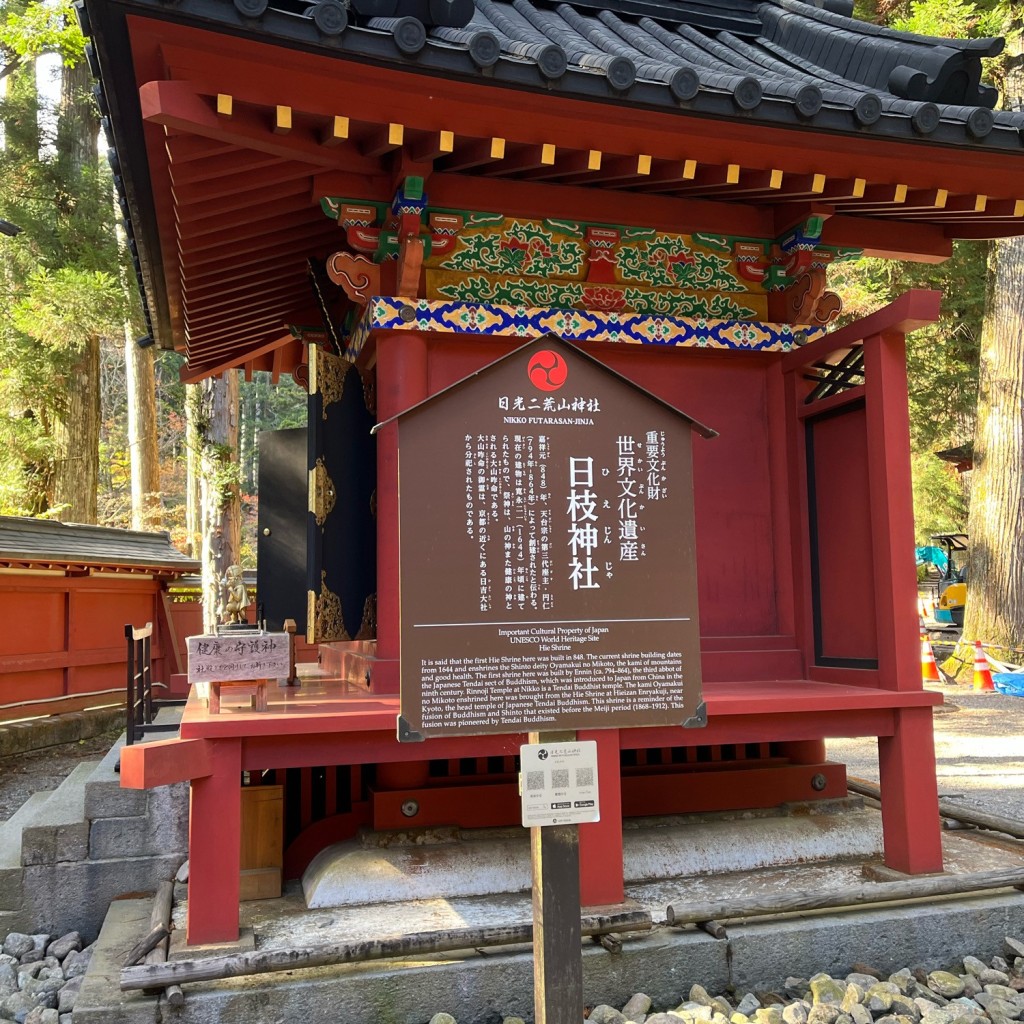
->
[219,564,249,625]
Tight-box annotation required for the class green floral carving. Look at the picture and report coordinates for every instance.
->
[618,235,740,291]
[619,288,755,319]
[442,221,585,278]
[435,276,757,320]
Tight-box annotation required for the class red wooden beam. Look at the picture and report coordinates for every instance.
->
[780,289,942,374]
[119,736,214,788]
[173,177,310,223]
[149,26,1024,199]
[179,332,299,383]
[170,163,317,205]
[184,286,301,325]
[175,196,312,238]
[183,279,301,315]
[182,264,306,299]
[169,149,287,187]
[179,224,333,270]
[177,209,323,253]
[820,215,951,262]
[313,168,775,238]
[165,134,238,164]
[140,79,382,174]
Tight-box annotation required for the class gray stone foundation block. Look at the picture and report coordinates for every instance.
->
[20,823,90,867]
[13,855,186,941]
[725,893,1024,993]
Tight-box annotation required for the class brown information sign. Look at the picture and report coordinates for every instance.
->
[394,336,713,740]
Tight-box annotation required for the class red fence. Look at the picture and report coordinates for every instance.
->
[0,573,317,722]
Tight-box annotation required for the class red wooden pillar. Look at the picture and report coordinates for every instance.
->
[186,738,242,944]
[578,728,624,906]
[877,706,943,872]
[862,330,923,693]
[863,326,943,872]
[374,331,429,694]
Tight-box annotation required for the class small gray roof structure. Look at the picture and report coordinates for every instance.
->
[0,516,200,576]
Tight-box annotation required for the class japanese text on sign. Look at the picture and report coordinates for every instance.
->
[187,632,290,683]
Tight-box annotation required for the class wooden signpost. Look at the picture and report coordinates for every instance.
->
[388,336,712,1024]
[186,631,291,713]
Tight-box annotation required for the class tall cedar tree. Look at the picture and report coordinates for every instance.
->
[958,13,1024,664]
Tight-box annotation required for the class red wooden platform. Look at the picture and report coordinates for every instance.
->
[121,292,947,945]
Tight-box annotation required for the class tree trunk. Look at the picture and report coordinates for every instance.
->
[955,22,1024,670]
[52,334,100,523]
[185,384,203,557]
[198,371,242,633]
[124,327,162,531]
[51,58,100,523]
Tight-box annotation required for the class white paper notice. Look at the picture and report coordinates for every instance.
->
[520,740,600,827]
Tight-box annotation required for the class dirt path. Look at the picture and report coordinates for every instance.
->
[827,682,1024,822]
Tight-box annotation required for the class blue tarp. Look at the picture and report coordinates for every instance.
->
[992,673,1024,696]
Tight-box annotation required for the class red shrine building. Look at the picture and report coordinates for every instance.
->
[83,0,1024,944]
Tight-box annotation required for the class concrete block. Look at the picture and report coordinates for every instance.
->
[90,783,188,861]
[725,893,1024,993]
[14,855,186,941]
[88,817,157,861]
[71,898,160,1024]
[21,823,89,867]
[0,793,54,870]
[19,764,95,866]
[84,739,147,819]
[84,780,147,821]
[0,867,23,913]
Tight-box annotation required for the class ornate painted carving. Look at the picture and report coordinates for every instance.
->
[427,272,761,320]
[585,226,620,283]
[356,593,377,641]
[785,268,843,326]
[322,179,458,265]
[344,296,827,361]
[308,570,348,643]
[309,457,337,527]
[326,252,380,302]
[310,346,350,420]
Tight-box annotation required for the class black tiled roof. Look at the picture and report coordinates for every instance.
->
[0,516,200,574]
[86,0,1023,151]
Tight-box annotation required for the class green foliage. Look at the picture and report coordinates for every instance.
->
[910,454,969,542]
[1,0,85,76]
[12,268,125,351]
[891,0,1003,38]
[832,240,987,540]
[0,1,125,517]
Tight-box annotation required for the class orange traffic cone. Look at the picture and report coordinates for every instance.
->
[921,633,940,683]
[972,640,994,692]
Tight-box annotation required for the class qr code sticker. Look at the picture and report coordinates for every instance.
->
[550,769,570,788]
[576,766,594,787]
[526,771,545,792]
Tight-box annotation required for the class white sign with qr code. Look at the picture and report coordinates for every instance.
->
[519,741,600,827]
